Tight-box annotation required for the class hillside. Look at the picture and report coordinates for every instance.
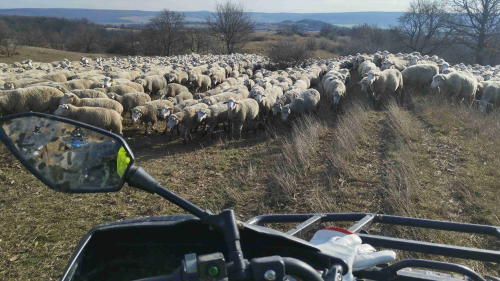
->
[0,46,114,64]
[0,8,403,26]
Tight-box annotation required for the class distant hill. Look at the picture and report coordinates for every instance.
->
[0,8,403,27]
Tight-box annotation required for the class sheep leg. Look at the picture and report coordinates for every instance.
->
[208,123,217,141]
[238,123,244,139]
[182,127,190,144]
[255,115,261,133]
[143,122,149,135]
[201,124,209,138]
[151,120,158,133]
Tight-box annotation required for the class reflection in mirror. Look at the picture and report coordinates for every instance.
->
[0,116,129,192]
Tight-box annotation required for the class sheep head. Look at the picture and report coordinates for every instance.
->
[272,103,282,116]
[365,71,380,85]
[475,100,492,112]
[131,108,143,123]
[54,104,71,117]
[253,92,265,103]
[281,105,291,121]
[358,77,370,93]
[103,77,113,88]
[160,106,173,120]
[60,93,76,105]
[430,74,446,88]
[167,114,180,129]
[168,73,176,82]
[197,109,208,122]
[166,97,177,105]
[3,82,14,90]
[223,98,238,111]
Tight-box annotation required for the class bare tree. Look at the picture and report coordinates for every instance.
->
[47,30,67,50]
[448,0,500,64]
[390,0,453,54]
[22,27,45,47]
[185,28,212,54]
[145,10,185,56]
[76,26,102,53]
[206,1,255,54]
[319,23,338,40]
[0,20,19,57]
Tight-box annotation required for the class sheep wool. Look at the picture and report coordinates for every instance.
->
[54,104,123,135]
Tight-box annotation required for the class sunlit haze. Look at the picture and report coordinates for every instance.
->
[0,0,412,13]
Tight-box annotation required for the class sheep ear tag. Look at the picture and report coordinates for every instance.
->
[0,112,135,194]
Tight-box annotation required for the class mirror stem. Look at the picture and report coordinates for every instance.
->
[126,166,211,220]
[126,166,248,273]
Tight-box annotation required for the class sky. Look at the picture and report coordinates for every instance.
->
[0,0,413,13]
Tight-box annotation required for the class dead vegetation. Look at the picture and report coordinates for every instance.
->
[1,70,500,280]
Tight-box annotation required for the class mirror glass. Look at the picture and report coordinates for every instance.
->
[0,116,132,192]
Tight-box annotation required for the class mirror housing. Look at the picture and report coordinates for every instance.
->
[0,112,135,193]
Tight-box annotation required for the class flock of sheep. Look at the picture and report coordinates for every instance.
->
[0,50,498,145]
[350,51,500,111]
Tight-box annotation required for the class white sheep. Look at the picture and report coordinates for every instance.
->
[401,64,439,90]
[197,103,229,140]
[131,100,174,134]
[108,93,151,114]
[281,89,321,121]
[167,103,209,143]
[54,104,123,135]
[157,83,190,100]
[0,86,64,115]
[70,89,110,99]
[224,98,260,139]
[59,93,123,114]
[167,92,193,105]
[431,72,478,104]
[324,77,346,110]
[272,89,301,116]
[135,75,167,95]
[364,69,403,105]
[476,82,500,112]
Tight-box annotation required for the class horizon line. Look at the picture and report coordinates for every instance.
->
[0,7,405,14]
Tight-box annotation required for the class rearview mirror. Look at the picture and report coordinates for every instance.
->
[0,113,134,193]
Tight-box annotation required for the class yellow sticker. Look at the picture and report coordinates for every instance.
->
[117,147,130,178]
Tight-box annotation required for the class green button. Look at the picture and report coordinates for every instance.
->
[208,266,219,277]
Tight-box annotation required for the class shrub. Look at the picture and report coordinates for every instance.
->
[267,38,312,69]
[251,35,267,42]
[306,37,317,52]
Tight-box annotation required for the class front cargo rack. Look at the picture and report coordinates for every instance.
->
[246,213,500,281]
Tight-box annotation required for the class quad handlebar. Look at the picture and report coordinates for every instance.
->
[135,254,329,281]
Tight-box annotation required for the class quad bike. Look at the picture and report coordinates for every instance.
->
[0,112,499,281]
[64,126,89,150]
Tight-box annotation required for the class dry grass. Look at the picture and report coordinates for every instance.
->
[0,46,113,64]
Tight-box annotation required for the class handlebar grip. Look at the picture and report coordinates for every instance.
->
[380,259,485,281]
[282,257,325,281]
